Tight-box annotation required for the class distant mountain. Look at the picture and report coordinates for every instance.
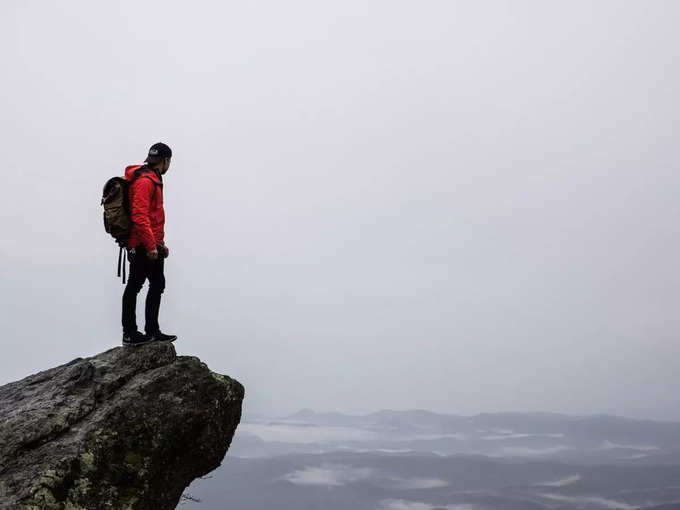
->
[282,409,680,448]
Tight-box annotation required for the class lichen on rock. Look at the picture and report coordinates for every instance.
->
[0,342,244,510]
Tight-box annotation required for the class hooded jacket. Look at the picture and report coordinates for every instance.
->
[124,164,165,252]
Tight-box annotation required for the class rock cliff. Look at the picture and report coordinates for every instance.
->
[0,342,244,509]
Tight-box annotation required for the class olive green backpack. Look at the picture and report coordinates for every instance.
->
[101,172,157,283]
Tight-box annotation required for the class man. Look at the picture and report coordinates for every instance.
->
[121,142,178,346]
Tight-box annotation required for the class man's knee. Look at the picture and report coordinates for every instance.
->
[123,279,145,295]
[149,275,165,294]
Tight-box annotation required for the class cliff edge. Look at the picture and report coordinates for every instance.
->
[0,342,244,509]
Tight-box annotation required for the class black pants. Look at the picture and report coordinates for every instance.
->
[121,245,166,335]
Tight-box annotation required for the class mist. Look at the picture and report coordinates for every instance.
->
[1,0,679,421]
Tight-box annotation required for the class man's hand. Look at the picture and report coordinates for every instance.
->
[161,245,170,258]
[147,249,159,260]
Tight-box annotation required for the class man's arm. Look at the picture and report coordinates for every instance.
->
[130,178,158,253]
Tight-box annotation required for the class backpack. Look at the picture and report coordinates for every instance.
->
[101,168,158,283]
[102,177,132,245]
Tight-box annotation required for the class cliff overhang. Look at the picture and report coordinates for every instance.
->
[0,342,244,510]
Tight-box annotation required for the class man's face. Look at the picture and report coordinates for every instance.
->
[161,157,171,175]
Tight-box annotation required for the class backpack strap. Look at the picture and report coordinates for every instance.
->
[149,178,158,203]
[117,246,123,278]
[117,246,128,284]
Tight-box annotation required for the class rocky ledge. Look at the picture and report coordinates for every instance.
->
[0,342,244,510]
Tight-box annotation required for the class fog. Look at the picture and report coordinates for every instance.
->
[1,0,679,420]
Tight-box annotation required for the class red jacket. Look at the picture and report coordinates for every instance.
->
[124,164,165,251]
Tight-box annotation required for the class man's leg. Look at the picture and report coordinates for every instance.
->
[144,250,165,335]
[122,249,149,334]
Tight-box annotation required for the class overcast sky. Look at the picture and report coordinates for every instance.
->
[1,0,678,421]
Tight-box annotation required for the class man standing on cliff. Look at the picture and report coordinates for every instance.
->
[121,142,178,346]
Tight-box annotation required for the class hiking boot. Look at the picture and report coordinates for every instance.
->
[147,331,178,343]
[122,331,152,347]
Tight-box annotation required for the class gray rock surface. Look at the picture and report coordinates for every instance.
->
[0,342,244,509]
